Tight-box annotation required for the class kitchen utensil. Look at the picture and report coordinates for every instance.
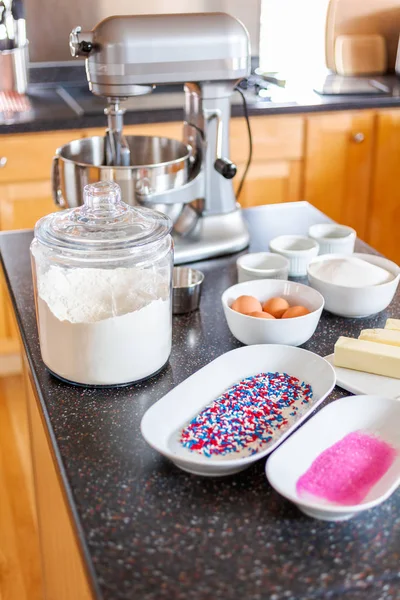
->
[221,279,324,347]
[63,13,251,264]
[11,0,26,47]
[141,345,336,476]
[0,42,28,92]
[307,253,400,318]
[266,395,400,521]
[0,0,11,50]
[308,223,356,255]
[269,235,319,276]
[334,34,387,76]
[173,267,204,314]
[30,181,174,386]
[325,354,400,399]
[236,252,289,283]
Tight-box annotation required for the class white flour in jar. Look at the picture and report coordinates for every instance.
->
[34,264,172,385]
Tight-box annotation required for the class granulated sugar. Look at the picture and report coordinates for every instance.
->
[35,264,171,385]
[296,431,397,505]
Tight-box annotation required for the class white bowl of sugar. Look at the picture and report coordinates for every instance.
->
[307,253,400,318]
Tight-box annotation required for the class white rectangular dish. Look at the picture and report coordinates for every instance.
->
[325,354,400,399]
[266,395,400,521]
[141,345,336,477]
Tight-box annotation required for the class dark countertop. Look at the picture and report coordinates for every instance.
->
[1,202,400,600]
[3,64,400,134]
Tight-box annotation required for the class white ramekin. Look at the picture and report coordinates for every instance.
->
[236,252,289,283]
[269,235,320,277]
[308,223,356,255]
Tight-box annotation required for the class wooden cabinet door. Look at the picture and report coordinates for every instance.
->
[0,130,84,183]
[231,115,305,208]
[0,180,57,231]
[235,160,303,208]
[304,111,375,239]
[367,110,400,264]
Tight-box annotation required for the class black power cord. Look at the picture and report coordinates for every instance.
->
[234,86,253,200]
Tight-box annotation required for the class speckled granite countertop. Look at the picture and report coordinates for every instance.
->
[1,202,400,600]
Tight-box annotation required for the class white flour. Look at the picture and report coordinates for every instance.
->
[35,264,172,385]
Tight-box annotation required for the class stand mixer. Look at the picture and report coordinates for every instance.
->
[53,13,251,263]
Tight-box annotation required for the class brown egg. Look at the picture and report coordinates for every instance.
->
[281,305,310,319]
[248,311,275,319]
[231,295,263,315]
[262,297,290,319]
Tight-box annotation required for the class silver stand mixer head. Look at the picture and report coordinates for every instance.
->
[66,13,251,263]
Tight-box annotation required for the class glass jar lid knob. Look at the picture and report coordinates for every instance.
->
[81,181,128,221]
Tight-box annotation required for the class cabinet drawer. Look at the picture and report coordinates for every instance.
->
[0,130,84,183]
[231,115,305,164]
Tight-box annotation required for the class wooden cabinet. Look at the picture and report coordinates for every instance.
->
[0,180,57,230]
[303,111,375,240]
[0,130,84,183]
[231,115,305,206]
[24,359,93,600]
[0,335,93,599]
[367,110,400,264]
[235,160,303,207]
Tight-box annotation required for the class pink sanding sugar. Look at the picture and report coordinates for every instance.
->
[296,431,397,506]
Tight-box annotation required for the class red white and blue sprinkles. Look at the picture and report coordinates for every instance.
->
[180,372,313,458]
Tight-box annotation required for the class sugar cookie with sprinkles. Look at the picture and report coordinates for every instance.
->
[180,372,313,459]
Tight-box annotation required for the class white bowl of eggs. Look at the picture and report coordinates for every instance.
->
[221,280,325,347]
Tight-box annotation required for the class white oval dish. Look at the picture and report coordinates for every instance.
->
[141,345,336,477]
[324,354,400,399]
[269,235,319,276]
[221,279,324,346]
[307,253,400,318]
[266,395,400,521]
[237,252,289,282]
[308,223,356,255]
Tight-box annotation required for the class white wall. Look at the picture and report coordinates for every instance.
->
[27,0,261,62]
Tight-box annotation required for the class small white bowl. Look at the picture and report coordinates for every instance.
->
[237,252,289,283]
[221,279,324,346]
[269,235,319,276]
[266,395,400,521]
[308,223,356,255]
[141,345,336,477]
[307,253,400,318]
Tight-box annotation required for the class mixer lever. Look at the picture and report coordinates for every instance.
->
[207,110,237,180]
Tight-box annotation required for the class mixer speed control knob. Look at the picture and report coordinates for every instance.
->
[214,158,237,179]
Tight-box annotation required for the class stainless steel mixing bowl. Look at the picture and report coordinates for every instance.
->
[52,135,192,222]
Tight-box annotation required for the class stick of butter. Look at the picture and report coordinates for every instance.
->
[385,318,400,331]
[334,336,400,379]
[359,328,400,347]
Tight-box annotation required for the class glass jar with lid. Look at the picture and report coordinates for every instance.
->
[30,181,173,386]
